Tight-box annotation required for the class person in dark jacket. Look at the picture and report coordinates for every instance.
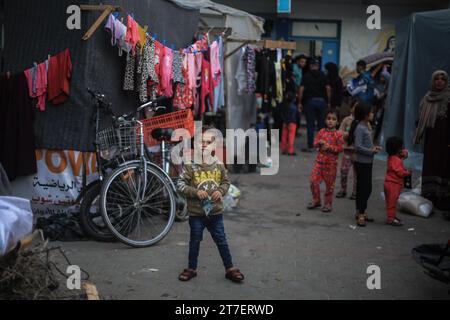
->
[298,59,332,152]
[325,62,343,113]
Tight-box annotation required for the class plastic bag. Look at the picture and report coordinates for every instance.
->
[223,184,241,212]
[397,191,433,218]
[0,197,33,256]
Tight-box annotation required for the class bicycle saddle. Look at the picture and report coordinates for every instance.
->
[151,128,174,142]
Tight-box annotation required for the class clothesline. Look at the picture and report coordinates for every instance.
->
[108,12,223,56]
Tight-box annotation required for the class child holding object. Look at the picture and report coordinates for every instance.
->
[177,126,244,283]
[384,137,411,226]
[308,110,344,212]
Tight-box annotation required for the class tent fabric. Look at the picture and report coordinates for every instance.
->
[382,9,450,170]
[166,0,265,35]
[1,0,199,152]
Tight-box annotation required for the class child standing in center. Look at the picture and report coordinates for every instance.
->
[308,110,344,212]
[347,102,382,227]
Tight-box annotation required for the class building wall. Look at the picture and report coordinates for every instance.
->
[215,0,446,78]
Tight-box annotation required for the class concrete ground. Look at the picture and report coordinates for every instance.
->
[57,133,450,300]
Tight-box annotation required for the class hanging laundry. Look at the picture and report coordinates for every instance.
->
[173,51,184,84]
[0,73,37,181]
[186,53,196,91]
[201,58,214,116]
[256,50,276,105]
[47,48,72,105]
[138,25,148,51]
[123,51,136,91]
[125,15,140,55]
[244,46,257,94]
[137,40,153,103]
[210,40,221,86]
[235,48,247,96]
[160,46,174,98]
[213,37,225,113]
[24,60,48,111]
[274,61,283,103]
[105,14,132,56]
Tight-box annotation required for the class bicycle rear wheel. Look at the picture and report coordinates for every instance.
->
[100,162,176,248]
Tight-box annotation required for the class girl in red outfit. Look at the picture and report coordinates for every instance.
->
[384,137,411,226]
[281,92,298,156]
[308,110,344,212]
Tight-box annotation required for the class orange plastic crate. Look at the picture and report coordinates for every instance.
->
[142,109,195,146]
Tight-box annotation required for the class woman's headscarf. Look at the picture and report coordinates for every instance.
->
[413,70,450,144]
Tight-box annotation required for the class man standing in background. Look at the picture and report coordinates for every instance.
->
[298,59,332,152]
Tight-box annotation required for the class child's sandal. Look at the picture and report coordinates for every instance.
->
[336,191,346,198]
[179,269,197,281]
[307,202,321,210]
[387,218,403,227]
[357,214,366,227]
[225,268,244,283]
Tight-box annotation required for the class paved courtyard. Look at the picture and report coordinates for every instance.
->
[57,135,450,300]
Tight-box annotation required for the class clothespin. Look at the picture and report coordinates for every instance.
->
[163,39,166,47]
[153,33,158,40]
[170,44,175,50]
[131,13,134,19]
[112,11,119,19]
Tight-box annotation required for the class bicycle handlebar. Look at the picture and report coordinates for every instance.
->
[88,88,169,124]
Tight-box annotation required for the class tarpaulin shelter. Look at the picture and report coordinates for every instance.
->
[382,9,450,170]
[1,0,199,152]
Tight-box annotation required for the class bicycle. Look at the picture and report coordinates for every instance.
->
[80,89,179,247]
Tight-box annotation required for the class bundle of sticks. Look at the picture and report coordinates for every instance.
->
[0,231,94,300]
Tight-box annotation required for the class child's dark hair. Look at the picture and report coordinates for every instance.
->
[284,91,296,103]
[386,136,404,156]
[347,100,372,146]
[357,59,367,69]
[281,91,296,115]
[325,109,339,129]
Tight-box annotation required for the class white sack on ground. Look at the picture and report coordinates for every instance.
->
[397,191,433,218]
[0,197,33,256]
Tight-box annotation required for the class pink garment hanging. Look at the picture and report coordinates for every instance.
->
[125,15,140,55]
[187,53,196,90]
[210,41,221,86]
[24,61,48,112]
[160,47,174,97]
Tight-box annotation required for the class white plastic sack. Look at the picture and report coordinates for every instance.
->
[223,184,241,212]
[0,197,33,256]
[397,191,433,218]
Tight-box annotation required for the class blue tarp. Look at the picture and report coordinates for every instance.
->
[381,9,450,170]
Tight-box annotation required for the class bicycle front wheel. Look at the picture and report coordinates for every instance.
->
[100,162,176,248]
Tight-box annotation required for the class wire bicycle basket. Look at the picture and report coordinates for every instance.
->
[96,120,142,159]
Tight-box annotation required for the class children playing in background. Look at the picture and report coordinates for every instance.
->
[281,91,298,156]
[308,110,344,212]
[384,137,411,227]
[336,100,357,200]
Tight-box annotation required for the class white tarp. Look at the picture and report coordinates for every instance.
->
[166,0,264,34]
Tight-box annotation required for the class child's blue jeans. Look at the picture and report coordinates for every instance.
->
[188,214,234,270]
